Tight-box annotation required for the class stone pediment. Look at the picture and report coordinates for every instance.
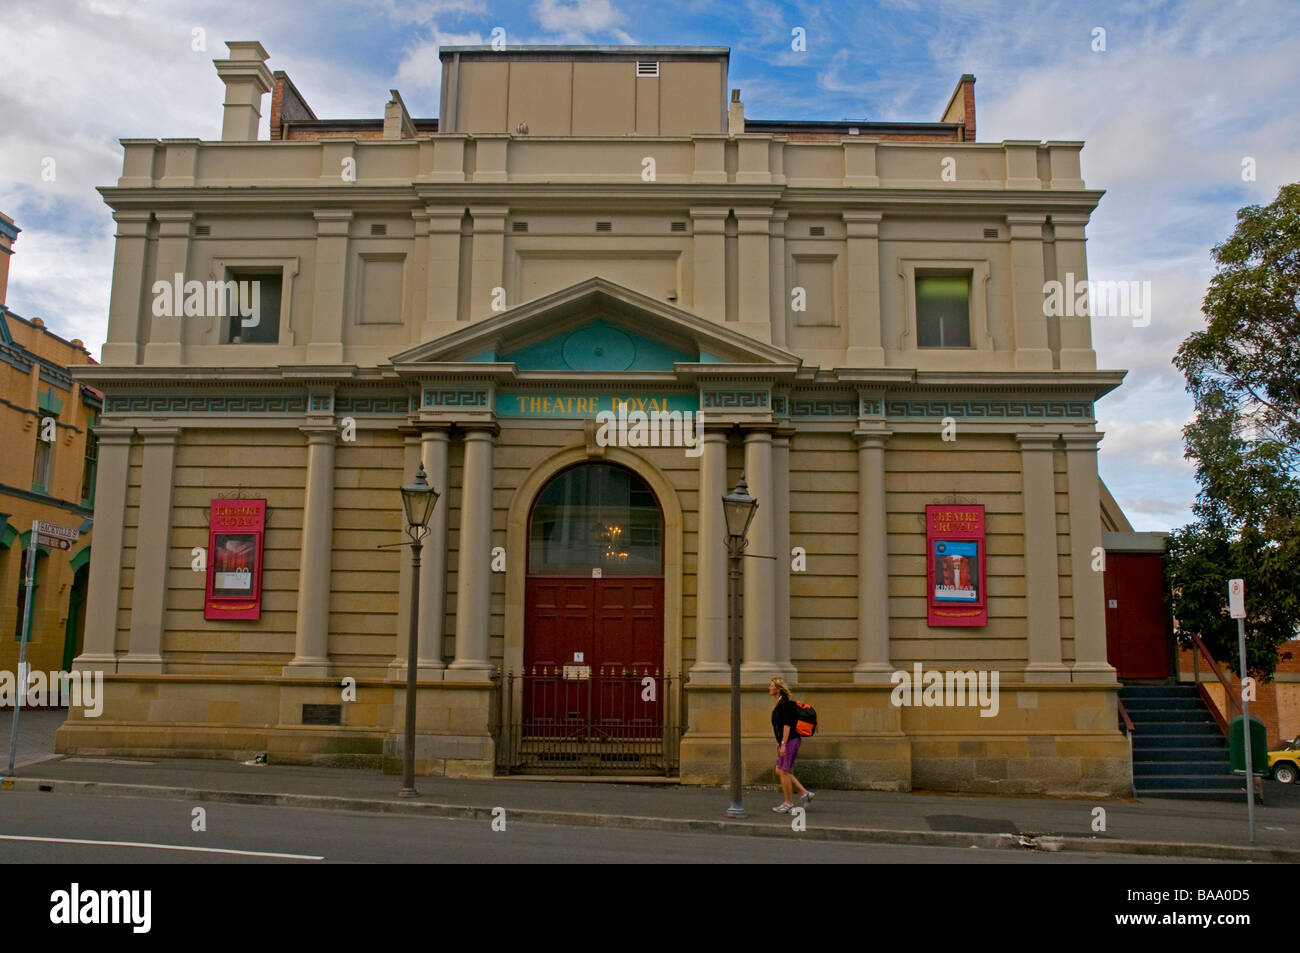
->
[389,277,801,372]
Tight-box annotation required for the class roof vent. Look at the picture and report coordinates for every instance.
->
[636,62,659,77]
[983,227,999,239]
[194,224,211,236]
[596,221,612,232]
[670,221,686,233]
[370,223,387,236]
[512,221,529,233]
[809,225,825,236]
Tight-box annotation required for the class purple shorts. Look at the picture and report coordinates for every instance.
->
[776,735,801,772]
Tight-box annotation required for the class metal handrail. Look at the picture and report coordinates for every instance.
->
[1117,698,1135,734]
[1185,632,1241,736]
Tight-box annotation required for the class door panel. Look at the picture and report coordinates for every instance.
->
[1104,553,1171,679]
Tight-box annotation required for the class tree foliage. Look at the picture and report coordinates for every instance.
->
[1169,184,1300,679]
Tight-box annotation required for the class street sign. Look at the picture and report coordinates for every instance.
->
[34,520,79,551]
[1229,578,1245,619]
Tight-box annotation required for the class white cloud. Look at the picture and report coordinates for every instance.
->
[530,0,634,44]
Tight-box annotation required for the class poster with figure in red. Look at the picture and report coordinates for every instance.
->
[926,504,987,626]
[205,499,267,620]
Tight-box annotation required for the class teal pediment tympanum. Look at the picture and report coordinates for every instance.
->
[495,318,694,372]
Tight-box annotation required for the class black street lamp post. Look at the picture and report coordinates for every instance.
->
[398,462,439,797]
[721,473,758,818]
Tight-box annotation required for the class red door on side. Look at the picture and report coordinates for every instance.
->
[1104,552,1171,679]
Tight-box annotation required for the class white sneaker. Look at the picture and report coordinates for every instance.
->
[773,801,793,813]
[799,790,815,806]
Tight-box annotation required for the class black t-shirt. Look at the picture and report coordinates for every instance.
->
[772,697,800,743]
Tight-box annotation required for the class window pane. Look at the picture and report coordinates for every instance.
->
[32,434,52,491]
[225,273,282,344]
[529,464,662,574]
[917,274,971,348]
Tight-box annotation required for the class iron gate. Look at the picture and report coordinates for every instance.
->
[495,668,682,775]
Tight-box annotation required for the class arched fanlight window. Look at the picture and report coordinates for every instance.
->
[528,463,662,575]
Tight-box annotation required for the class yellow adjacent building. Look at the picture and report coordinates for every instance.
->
[0,211,99,682]
[63,43,1134,794]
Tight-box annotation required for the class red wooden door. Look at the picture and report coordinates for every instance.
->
[523,576,663,737]
[1104,552,1171,679]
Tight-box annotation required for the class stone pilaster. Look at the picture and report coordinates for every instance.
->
[468,207,507,322]
[284,426,336,676]
[1018,431,1069,681]
[120,427,180,673]
[854,430,894,682]
[690,208,727,323]
[305,210,352,363]
[772,428,795,680]
[1064,432,1117,683]
[735,208,772,343]
[844,211,885,367]
[102,212,152,366]
[142,211,193,365]
[1008,214,1052,370]
[73,429,134,669]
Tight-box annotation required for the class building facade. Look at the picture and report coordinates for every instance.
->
[0,212,99,684]
[63,42,1133,794]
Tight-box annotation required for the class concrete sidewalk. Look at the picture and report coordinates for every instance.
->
[3,755,1297,862]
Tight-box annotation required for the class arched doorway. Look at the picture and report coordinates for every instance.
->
[518,462,667,771]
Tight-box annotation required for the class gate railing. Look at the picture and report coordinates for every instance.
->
[495,669,682,775]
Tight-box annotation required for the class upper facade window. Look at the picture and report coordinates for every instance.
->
[223,271,282,344]
[915,273,972,348]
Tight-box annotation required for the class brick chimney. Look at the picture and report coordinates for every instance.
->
[0,211,19,307]
[940,74,977,142]
[269,70,317,140]
[213,41,274,141]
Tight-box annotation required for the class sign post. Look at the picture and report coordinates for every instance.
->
[1228,577,1255,845]
[6,520,79,775]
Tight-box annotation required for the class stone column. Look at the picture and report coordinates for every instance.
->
[690,427,729,685]
[690,208,727,323]
[143,211,193,366]
[120,428,180,673]
[102,212,152,366]
[419,427,451,671]
[854,430,894,682]
[284,426,336,676]
[1008,214,1052,371]
[844,211,885,367]
[468,207,507,322]
[741,428,779,684]
[73,429,133,669]
[772,428,795,679]
[735,208,772,343]
[306,210,351,364]
[449,426,496,679]
[1017,431,1069,681]
[1064,432,1116,682]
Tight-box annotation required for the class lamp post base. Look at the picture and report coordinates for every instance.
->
[724,803,747,819]
[396,787,420,798]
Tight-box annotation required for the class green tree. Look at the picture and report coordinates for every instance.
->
[1169,183,1300,679]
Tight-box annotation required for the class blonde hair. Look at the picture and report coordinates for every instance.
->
[771,677,791,698]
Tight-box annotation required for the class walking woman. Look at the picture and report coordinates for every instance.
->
[769,678,814,813]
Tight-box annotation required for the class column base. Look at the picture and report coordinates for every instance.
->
[852,663,897,685]
[117,655,164,675]
[687,663,731,687]
[1023,663,1073,684]
[1071,662,1118,684]
[739,662,786,687]
[444,663,495,683]
[386,661,446,683]
[142,342,182,365]
[282,659,331,678]
[1014,348,1054,370]
[70,654,119,673]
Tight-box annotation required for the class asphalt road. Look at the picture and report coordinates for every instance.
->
[0,791,1207,863]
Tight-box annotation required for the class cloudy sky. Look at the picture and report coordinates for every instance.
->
[2,0,1296,531]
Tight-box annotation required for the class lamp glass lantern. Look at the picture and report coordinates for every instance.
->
[401,463,439,536]
[722,474,758,550]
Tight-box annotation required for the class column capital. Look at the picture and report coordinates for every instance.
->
[853,429,891,449]
[136,426,181,444]
[459,422,500,439]
[741,424,778,439]
[1061,431,1104,450]
[94,427,136,445]
[300,424,338,442]
[1015,431,1058,451]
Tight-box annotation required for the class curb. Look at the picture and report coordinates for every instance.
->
[3,776,1294,863]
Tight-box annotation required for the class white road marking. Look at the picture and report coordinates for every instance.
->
[0,834,323,860]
